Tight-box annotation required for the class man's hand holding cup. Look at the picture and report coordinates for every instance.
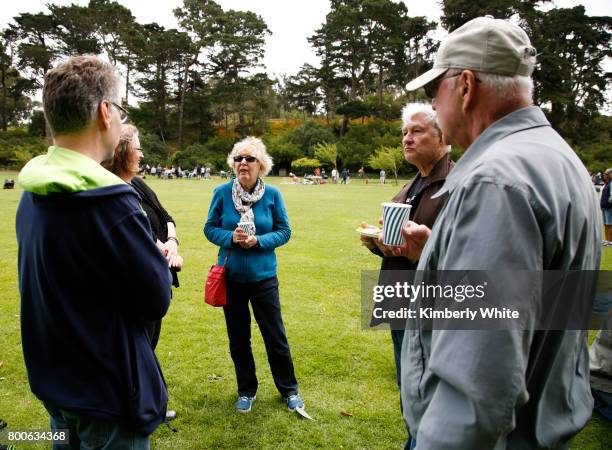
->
[390,221,431,260]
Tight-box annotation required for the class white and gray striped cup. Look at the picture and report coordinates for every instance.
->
[237,221,254,236]
[381,202,412,246]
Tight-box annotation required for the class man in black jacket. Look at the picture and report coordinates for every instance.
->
[16,55,172,449]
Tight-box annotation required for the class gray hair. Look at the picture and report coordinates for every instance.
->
[477,72,533,100]
[227,136,274,176]
[401,102,442,137]
[447,69,533,102]
[43,55,121,136]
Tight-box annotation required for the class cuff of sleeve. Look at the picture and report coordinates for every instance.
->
[256,235,267,250]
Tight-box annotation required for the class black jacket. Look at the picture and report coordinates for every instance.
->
[131,177,174,242]
[130,177,179,350]
[131,177,179,288]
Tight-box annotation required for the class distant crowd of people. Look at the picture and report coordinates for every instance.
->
[141,164,222,180]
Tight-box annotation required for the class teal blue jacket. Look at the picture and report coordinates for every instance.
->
[204,181,291,283]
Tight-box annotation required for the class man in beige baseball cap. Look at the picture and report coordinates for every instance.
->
[394,16,601,449]
[406,16,536,93]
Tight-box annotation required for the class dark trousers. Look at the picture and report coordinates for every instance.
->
[391,329,404,388]
[224,276,298,398]
[43,403,149,450]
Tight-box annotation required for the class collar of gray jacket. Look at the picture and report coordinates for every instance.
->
[432,106,550,199]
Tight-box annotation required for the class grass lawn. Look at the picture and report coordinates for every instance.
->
[1,170,610,449]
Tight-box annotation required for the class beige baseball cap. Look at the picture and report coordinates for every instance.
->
[406,16,536,91]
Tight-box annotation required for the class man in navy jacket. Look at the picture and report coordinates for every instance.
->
[16,55,172,448]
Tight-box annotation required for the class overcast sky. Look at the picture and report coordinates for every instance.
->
[0,0,609,79]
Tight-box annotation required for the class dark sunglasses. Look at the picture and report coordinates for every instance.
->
[424,73,460,99]
[424,71,481,99]
[233,155,258,163]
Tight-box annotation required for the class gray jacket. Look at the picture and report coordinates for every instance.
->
[401,107,601,449]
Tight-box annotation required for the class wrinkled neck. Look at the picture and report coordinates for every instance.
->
[240,179,257,192]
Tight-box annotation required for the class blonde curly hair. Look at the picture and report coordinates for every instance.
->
[227,136,274,176]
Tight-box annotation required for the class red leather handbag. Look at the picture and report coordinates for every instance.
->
[204,250,230,307]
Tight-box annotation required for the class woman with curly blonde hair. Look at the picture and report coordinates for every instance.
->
[204,136,304,414]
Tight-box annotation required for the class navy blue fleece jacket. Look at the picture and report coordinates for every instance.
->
[16,146,172,433]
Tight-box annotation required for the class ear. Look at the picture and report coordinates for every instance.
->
[459,70,478,112]
[98,100,112,130]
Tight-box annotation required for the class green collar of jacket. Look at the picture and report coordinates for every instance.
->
[18,146,125,195]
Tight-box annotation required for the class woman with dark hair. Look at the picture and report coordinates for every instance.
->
[103,124,183,348]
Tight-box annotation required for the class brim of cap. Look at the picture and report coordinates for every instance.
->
[406,67,447,91]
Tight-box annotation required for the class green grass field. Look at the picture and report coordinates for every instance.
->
[1,171,610,449]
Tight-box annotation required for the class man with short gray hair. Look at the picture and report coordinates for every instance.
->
[16,55,172,448]
[395,17,600,448]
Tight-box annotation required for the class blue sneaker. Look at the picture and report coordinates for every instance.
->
[286,393,304,411]
[235,395,255,413]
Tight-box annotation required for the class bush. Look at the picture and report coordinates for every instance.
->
[0,128,47,169]
[28,110,46,137]
[290,120,336,156]
[139,132,167,166]
[172,135,236,171]
[291,157,321,175]
[337,119,402,170]
[264,131,302,173]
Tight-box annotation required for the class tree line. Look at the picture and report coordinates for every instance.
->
[0,0,610,174]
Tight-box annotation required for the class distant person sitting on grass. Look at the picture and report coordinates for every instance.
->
[204,136,304,414]
[16,55,172,449]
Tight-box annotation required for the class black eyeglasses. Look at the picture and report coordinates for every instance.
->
[233,155,258,163]
[109,101,129,124]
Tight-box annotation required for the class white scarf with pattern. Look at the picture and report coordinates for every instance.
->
[231,178,265,235]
